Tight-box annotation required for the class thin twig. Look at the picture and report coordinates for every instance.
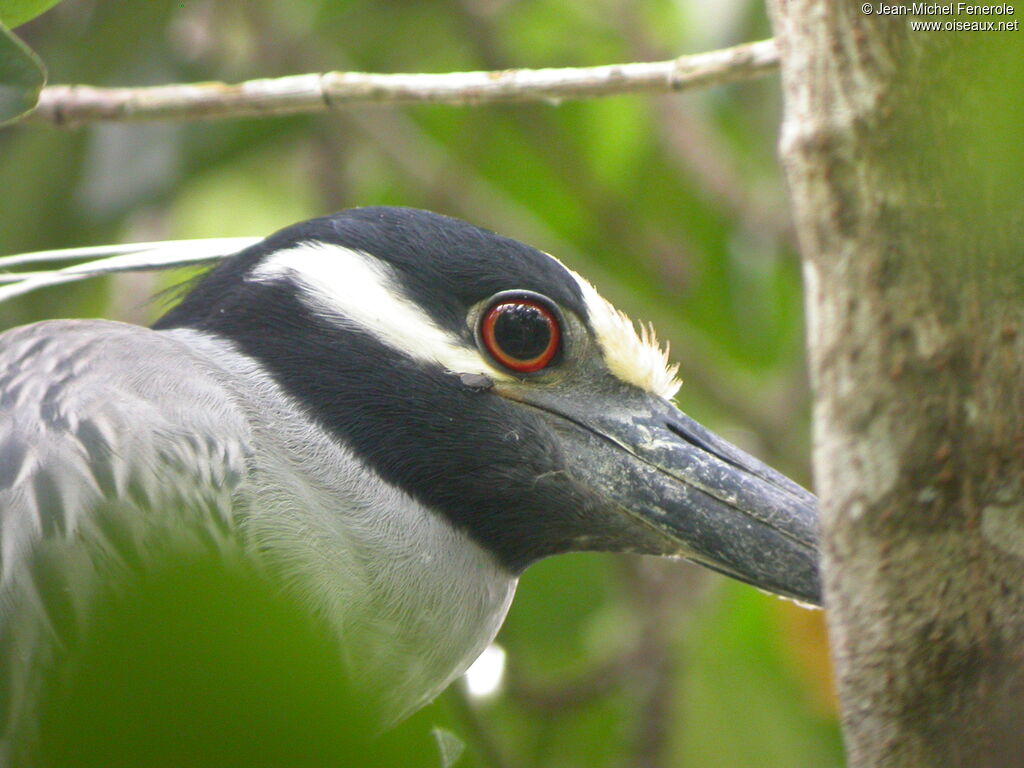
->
[29,39,778,126]
[621,557,706,768]
[505,650,643,712]
[444,685,515,768]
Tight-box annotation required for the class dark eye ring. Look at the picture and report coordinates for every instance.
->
[480,294,561,373]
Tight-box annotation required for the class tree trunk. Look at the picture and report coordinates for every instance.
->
[767,3,1024,766]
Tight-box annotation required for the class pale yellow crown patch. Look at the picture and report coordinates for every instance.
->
[570,271,682,401]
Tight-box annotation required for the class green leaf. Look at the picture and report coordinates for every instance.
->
[0,0,62,28]
[0,22,45,125]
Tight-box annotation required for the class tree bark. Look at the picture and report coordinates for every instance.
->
[767,3,1024,766]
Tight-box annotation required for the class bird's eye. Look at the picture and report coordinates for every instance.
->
[480,297,561,373]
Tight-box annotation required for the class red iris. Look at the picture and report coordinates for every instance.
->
[480,299,561,373]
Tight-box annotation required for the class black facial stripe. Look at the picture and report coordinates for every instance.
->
[159,279,593,572]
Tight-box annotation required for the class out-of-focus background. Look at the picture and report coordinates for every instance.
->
[1,1,841,765]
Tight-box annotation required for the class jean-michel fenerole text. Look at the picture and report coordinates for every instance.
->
[870,3,1014,13]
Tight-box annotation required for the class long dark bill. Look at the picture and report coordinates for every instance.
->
[503,382,822,606]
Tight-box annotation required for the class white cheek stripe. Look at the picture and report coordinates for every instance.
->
[251,242,507,378]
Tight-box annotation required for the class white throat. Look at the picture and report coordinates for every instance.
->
[169,329,519,722]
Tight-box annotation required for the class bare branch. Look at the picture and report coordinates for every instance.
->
[29,39,778,126]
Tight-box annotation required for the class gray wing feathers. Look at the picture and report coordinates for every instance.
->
[0,319,252,585]
[0,320,254,757]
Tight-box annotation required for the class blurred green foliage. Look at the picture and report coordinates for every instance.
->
[0,22,45,125]
[0,0,63,28]
[37,551,376,768]
[31,538,472,768]
[0,0,840,765]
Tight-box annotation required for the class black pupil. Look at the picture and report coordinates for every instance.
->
[493,303,552,361]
